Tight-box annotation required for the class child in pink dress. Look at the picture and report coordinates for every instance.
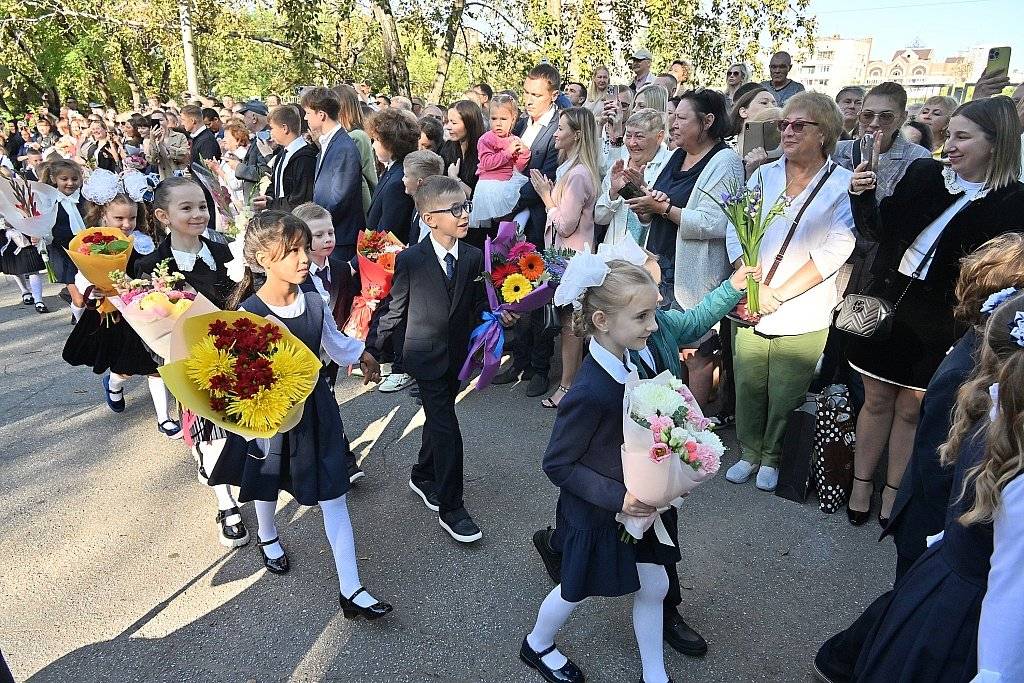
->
[471,95,531,227]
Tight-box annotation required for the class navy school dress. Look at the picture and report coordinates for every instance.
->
[50,199,89,285]
[853,423,996,682]
[62,235,159,376]
[0,229,45,276]
[544,352,680,603]
[208,291,350,506]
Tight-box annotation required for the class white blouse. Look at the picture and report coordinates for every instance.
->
[242,294,364,367]
[726,157,856,336]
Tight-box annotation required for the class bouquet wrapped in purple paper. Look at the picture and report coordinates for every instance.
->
[458,221,572,388]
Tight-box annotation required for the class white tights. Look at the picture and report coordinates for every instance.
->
[104,373,171,423]
[527,563,669,683]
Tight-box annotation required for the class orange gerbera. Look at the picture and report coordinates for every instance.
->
[377,251,397,272]
[518,252,545,281]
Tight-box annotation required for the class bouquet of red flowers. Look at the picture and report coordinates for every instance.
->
[343,229,405,340]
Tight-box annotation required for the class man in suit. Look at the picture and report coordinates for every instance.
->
[180,104,220,165]
[302,87,363,261]
[371,176,516,543]
[234,99,274,189]
[494,63,561,397]
[252,105,316,212]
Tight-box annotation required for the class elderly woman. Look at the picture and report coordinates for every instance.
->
[844,95,1024,525]
[725,92,856,493]
[596,108,673,246]
[217,121,251,205]
[917,95,959,156]
[724,63,751,109]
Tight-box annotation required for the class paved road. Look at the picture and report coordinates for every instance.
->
[1,279,892,683]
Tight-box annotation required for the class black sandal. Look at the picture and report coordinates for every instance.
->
[541,385,569,409]
[879,482,900,528]
[257,536,289,574]
[21,293,33,305]
[847,476,873,527]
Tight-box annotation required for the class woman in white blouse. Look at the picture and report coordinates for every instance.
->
[725,92,855,493]
[216,121,251,206]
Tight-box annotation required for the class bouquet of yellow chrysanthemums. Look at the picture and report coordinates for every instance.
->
[159,311,322,439]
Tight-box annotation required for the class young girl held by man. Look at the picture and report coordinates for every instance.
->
[471,95,531,228]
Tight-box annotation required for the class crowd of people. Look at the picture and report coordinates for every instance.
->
[2,46,1024,683]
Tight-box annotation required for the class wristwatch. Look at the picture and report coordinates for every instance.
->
[661,201,672,216]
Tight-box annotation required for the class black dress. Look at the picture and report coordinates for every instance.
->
[0,230,45,275]
[846,160,1024,389]
[208,291,350,506]
[852,424,994,682]
[50,199,89,285]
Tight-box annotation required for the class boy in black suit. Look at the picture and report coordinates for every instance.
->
[372,176,516,543]
[253,105,317,212]
[180,104,220,164]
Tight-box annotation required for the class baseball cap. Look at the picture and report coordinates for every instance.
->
[238,99,269,116]
[630,49,654,61]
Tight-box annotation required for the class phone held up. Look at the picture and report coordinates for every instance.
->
[860,132,879,172]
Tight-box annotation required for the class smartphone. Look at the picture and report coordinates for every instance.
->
[860,132,878,171]
[982,46,1011,80]
[619,181,644,201]
[742,121,782,160]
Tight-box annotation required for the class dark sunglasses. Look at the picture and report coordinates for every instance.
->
[425,200,473,218]
[777,119,820,133]
[859,110,897,125]
[727,71,742,76]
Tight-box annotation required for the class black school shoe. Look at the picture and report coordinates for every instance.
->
[439,508,482,543]
[216,507,250,548]
[532,527,562,584]
[663,609,708,657]
[519,637,585,683]
[492,366,532,385]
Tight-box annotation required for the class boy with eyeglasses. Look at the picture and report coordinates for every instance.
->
[370,175,517,544]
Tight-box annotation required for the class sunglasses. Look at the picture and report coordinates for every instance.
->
[727,71,742,76]
[859,110,897,125]
[777,119,820,134]
[425,200,473,218]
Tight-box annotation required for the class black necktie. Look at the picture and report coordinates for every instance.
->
[316,266,331,289]
[444,253,456,281]
[274,150,286,198]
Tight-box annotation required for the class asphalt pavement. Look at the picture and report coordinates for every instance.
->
[0,278,892,683]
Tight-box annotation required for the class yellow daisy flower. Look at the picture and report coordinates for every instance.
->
[501,273,533,304]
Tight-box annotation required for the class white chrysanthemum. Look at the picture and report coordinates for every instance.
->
[631,383,686,419]
[695,429,725,456]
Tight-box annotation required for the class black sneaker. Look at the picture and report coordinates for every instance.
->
[439,508,482,543]
[532,527,562,584]
[525,373,550,397]
[408,479,440,512]
[349,464,365,484]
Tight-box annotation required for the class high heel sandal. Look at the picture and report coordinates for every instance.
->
[878,483,899,528]
[339,587,393,620]
[257,536,290,574]
[846,476,873,527]
[541,385,569,409]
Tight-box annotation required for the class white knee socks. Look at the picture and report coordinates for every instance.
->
[106,373,127,402]
[253,499,284,559]
[320,495,377,607]
[528,585,580,669]
[12,275,30,295]
[634,563,670,683]
[147,376,170,423]
[26,273,43,302]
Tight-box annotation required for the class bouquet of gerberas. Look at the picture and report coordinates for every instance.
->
[616,371,725,541]
[0,169,62,241]
[457,221,571,389]
[343,229,405,340]
[159,311,322,439]
[109,258,220,359]
[702,178,788,320]
[66,227,134,323]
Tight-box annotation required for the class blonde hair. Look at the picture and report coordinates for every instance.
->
[555,107,602,199]
[488,94,519,119]
[951,96,1023,191]
[924,95,959,112]
[571,260,657,337]
[782,91,844,155]
[291,202,331,224]
[403,149,444,179]
[588,66,610,102]
[940,291,1024,525]
[634,84,669,114]
[954,232,1024,326]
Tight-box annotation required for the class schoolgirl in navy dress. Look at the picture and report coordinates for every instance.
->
[0,209,47,313]
[839,291,1024,682]
[62,170,180,438]
[43,159,89,320]
[522,258,674,683]
[209,211,392,619]
[134,177,250,548]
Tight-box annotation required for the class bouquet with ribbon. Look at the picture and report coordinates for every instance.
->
[160,311,322,439]
[343,229,405,340]
[457,221,569,389]
[66,227,134,323]
[0,170,62,241]
[616,371,724,542]
[109,258,220,359]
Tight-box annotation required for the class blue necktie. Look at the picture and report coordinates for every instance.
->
[444,253,456,281]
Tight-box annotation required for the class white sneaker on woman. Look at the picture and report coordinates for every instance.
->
[725,459,758,484]
[378,372,414,393]
[756,466,779,491]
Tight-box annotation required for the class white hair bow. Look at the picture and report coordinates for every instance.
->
[81,169,152,205]
[552,235,649,310]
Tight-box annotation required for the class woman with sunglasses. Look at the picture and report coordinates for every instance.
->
[723,63,750,110]
[724,92,856,493]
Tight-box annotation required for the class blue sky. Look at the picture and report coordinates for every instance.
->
[805,0,1021,71]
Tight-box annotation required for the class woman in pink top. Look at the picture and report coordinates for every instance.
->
[471,95,532,227]
[529,106,602,407]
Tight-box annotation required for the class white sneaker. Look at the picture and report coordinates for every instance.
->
[378,372,414,393]
[725,459,759,484]
[756,466,779,492]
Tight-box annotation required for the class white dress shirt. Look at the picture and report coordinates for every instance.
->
[189,125,208,140]
[898,175,984,278]
[316,123,342,174]
[429,233,459,272]
[308,259,331,305]
[726,157,856,336]
[588,337,638,385]
[171,243,217,272]
[242,294,364,367]
[520,106,557,149]
[274,137,309,198]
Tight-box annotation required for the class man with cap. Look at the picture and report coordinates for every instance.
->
[629,49,656,92]
[233,99,274,191]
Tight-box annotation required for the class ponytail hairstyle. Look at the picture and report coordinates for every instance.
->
[39,158,83,187]
[570,260,657,338]
[84,193,153,237]
[940,291,1024,525]
[150,176,211,234]
[226,210,312,310]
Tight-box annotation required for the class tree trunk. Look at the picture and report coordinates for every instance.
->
[370,0,410,96]
[429,0,466,104]
[177,0,201,98]
[119,42,145,111]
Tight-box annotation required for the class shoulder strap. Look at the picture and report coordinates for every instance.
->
[764,162,837,286]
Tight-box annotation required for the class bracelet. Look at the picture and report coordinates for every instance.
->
[662,201,672,216]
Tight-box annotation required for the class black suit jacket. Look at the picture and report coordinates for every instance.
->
[366,161,415,242]
[133,236,237,309]
[268,143,317,211]
[512,110,560,247]
[189,128,221,165]
[370,238,486,380]
[303,253,357,331]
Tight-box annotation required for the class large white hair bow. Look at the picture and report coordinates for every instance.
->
[553,235,649,309]
[81,169,152,205]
